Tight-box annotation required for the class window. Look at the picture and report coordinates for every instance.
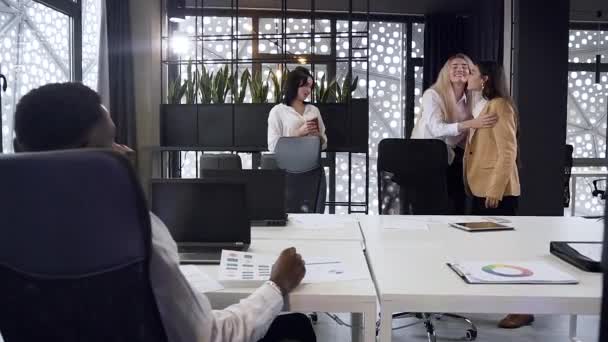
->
[0,0,101,152]
[168,14,424,213]
[567,23,608,216]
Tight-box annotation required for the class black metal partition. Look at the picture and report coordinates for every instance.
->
[159,0,371,213]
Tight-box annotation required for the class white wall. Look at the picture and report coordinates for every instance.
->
[130,0,162,195]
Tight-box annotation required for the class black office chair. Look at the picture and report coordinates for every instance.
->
[564,144,574,208]
[0,150,167,342]
[378,139,450,215]
[200,153,242,177]
[275,136,326,214]
[377,139,477,342]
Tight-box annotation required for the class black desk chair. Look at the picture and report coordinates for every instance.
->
[377,139,477,342]
[0,150,167,342]
[378,139,449,215]
[275,136,326,214]
[564,144,574,208]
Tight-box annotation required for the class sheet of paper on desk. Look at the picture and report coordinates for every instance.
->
[568,243,603,262]
[303,257,370,283]
[218,251,367,286]
[180,265,224,293]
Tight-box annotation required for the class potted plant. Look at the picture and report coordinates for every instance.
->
[234,70,274,149]
[160,60,198,147]
[197,64,233,147]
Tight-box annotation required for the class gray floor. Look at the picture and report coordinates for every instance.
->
[0,314,597,341]
[313,313,599,341]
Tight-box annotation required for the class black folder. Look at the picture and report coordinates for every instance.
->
[550,241,602,273]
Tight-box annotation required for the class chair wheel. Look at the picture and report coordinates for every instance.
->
[465,329,477,341]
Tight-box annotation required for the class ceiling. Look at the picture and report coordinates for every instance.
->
[181,0,608,21]
[183,0,475,15]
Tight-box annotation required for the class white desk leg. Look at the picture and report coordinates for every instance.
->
[364,306,378,342]
[379,308,392,342]
[569,315,583,342]
[351,313,363,342]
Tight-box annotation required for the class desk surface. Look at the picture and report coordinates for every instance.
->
[251,214,363,242]
[360,215,604,315]
[198,239,376,312]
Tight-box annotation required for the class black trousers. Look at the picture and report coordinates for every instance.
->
[471,196,519,216]
[447,147,466,215]
[258,313,317,342]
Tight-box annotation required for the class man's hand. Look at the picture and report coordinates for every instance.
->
[270,247,306,296]
[485,196,500,209]
[112,143,134,155]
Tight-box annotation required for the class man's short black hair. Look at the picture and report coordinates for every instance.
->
[14,82,103,151]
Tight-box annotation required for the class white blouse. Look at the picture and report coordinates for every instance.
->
[410,88,471,164]
[267,103,328,152]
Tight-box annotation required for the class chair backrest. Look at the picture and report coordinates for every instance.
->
[0,150,167,342]
[563,144,574,208]
[275,137,324,213]
[377,139,449,215]
[200,153,242,175]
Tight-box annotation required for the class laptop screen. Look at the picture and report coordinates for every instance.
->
[201,169,287,221]
[150,179,250,244]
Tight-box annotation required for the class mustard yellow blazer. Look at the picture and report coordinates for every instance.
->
[464,98,520,200]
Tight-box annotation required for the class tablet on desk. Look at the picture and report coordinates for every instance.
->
[449,221,514,232]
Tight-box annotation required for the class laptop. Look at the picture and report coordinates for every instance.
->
[150,179,251,264]
[202,169,288,226]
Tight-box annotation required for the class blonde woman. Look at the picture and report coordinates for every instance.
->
[411,53,497,214]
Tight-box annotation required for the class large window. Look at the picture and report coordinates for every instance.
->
[567,23,608,216]
[0,0,101,152]
[169,15,424,214]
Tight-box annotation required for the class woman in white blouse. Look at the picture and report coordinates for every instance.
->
[411,53,497,214]
[267,67,327,152]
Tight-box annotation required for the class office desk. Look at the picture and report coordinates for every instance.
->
[359,215,603,342]
[189,239,377,342]
[252,214,364,242]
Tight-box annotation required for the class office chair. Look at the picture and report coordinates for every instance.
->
[0,150,167,342]
[275,136,326,214]
[564,144,574,208]
[377,139,450,215]
[200,153,242,176]
[377,139,477,342]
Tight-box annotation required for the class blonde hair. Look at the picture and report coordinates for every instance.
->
[430,53,473,123]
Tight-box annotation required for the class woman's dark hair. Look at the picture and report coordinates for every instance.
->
[282,66,314,105]
[477,61,512,103]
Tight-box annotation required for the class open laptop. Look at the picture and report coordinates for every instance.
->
[202,169,288,226]
[150,179,250,264]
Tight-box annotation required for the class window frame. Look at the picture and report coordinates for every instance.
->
[568,22,608,167]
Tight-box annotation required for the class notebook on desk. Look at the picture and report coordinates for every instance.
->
[151,179,251,264]
[447,261,579,285]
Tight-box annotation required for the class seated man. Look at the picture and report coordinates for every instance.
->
[13,82,315,342]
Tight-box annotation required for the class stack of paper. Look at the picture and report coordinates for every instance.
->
[447,261,578,284]
[218,250,369,287]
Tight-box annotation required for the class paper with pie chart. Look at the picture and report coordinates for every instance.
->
[448,261,578,284]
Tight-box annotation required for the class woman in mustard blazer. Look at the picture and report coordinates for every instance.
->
[465,61,520,216]
[466,61,531,329]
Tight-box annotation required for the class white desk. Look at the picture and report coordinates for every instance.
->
[252,214,364,242]
[190,239,377,342]
[359,215,604,342]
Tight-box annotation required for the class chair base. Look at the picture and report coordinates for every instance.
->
[389,312,478,342]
